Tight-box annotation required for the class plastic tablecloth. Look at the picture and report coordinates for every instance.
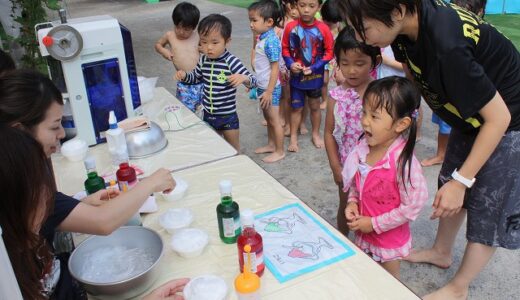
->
[136,155,420,300]
[52,87,237,195]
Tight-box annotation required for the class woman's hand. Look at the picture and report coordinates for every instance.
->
[430,180,466,219]
[143,168,176,194]
[142,278,190,300]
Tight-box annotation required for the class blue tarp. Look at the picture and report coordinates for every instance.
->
[449,0,520,14]
[486,0,520,14]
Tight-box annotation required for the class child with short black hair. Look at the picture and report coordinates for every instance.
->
[155,2,202,112]
[319,0,343,110]
[324,27,380,236]
[282,0,334,152]
[176,14,257,151]
[249,0,286,163]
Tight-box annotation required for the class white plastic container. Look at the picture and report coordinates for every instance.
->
[162,178,188,201]
[106,111,129,168]
[61,138,88,162]
[170,228,209,258]
[159,208,194,234]
[184,275,228,300]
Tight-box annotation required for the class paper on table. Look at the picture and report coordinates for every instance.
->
[256,203,356,283]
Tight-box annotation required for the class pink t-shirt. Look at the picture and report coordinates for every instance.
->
[329,86,364,164]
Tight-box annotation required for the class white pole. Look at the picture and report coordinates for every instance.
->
[0,226,23,300]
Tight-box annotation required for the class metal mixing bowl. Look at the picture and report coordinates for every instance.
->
[125,121,168,158]
[68,227,164,299]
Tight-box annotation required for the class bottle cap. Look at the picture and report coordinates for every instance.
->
[108,111,118,129]
[219,180,232,194]
[240,209,255,227]
[83,156,96,171]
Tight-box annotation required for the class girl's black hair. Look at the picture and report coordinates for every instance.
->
[337,0,418,41]
[363,76,421,186]
[0,69,63,131]
[198,14,232,40]
[334,27,381,68]
[249,0,283,28]
[172,2,201,29]
[452,0,487,16]
[0,125,55,300]
[321,0,342,23]
[279,0,297,21]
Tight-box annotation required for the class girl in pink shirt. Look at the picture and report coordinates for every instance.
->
[342,76,428,279]
[324,27,380,235]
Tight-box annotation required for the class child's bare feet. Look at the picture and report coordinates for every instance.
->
[421,155,444,167]
[422,282,468,300]
[312,134,324,149]
[320,101,327,110]
[255,145,275,154]
[262,152,286,163]
[404,248,452,269]
[299,125,309,135]
[288,139,299,152]
[261,119,267,126]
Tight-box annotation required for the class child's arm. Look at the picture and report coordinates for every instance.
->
[344,180,360,223]
[324,96,342,186]
[155,32,174,61]
[307,24,334,74]
[381,53,404,71]
[227,55,257,88]
[371,157,429,234]
[281,23,303,74]
[258,38,281,109]
[176,57,203,84]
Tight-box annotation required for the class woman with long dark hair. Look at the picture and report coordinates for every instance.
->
[0,70,176,298]
[338,1,520,299]
[0,125,189,299]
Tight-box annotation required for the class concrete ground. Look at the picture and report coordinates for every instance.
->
[58,0,518,298]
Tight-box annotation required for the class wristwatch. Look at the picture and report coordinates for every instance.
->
[451,169,476,188]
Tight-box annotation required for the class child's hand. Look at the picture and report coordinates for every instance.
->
[258,90,272,110]
[332,165,343,187]
[302,67,312,75]
[290,62,304,74]
[228,74,248,87]
[161,50,174,61]
[344,202,359,222]
[348,216,374,233]
[175,70,186,81]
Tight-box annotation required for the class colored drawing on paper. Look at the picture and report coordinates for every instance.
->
[261,212,305,234]
[255,203,356,283]
[285,237,333,260]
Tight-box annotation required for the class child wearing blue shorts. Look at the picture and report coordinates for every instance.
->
[175,14,256,151]
[249,0,285,163]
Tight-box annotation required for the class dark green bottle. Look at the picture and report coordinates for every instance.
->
[217,180,241,244]
[83,156,105,195]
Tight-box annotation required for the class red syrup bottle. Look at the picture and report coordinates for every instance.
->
[237,209,265,277]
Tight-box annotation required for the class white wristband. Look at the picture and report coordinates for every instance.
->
[451,169,475,188]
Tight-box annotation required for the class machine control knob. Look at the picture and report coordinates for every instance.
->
[44,25,83,61]
[42,36,54,47]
